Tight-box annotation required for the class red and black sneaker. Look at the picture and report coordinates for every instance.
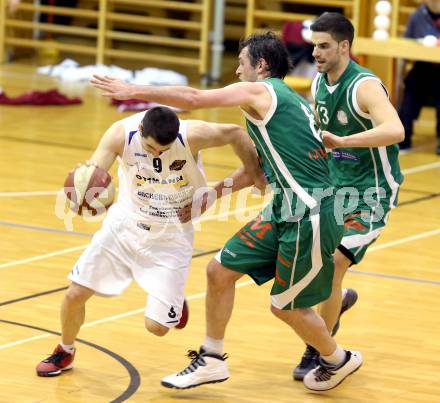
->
[36,344,75,377]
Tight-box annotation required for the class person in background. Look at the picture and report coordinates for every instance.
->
[6,0,79,26]
[398,0,440,154]
[6,0,21,14]
[282,20,316,78]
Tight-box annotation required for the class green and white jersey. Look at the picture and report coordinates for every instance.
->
[312,60,403,209]
[243,77,332,221]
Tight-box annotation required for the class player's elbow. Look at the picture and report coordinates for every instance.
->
[383,120,405,145]
[393,121,405,144]
[228,125,247,145]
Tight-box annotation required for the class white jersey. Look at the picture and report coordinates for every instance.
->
[116,111,207,228]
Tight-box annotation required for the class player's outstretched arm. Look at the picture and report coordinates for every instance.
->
[90,75,264,112]
[87,122,125,171]
[328,80,404,148]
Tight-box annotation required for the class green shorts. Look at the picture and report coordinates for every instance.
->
[217,200,343,310]
[338,196,396,265]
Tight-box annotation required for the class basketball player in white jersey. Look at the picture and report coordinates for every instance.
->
[36,106,262,377]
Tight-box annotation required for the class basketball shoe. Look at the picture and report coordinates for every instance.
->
[303,350,363,391]
[161,347,229,389]
[36,344,75,377]
[293,288,358,380]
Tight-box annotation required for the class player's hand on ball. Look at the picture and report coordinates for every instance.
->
[75,160,98,169]
[322,130,345,149]
[64,165,114,216]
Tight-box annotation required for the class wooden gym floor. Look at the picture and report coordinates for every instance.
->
[0,63,439,403]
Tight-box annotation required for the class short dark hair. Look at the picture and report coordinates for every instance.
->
[239,31,292,79]
[311,12,354,47]
[141,106,179,145]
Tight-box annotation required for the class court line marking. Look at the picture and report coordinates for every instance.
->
[0,158,438,242]
[400,160,440,175]
[0,245,88,270]
[0,203,265,270]
[0,220,93,237]
[368,228,440,252]
[2,154,440,270]
[1,227,439,351]
[0,190,59,197]
[1,155,439,270]
[1,189,438,240]
[348,269,440,286]
[0,249,219,307]
[1,160,439,197]
[0,182,218,197]
[0,282,252,351]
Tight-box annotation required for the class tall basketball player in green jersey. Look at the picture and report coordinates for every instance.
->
[91,32,363,391]
[293,12,405,380]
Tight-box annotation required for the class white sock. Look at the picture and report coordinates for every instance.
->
[60,342,75,354]
[202,336,224,356]
[321,345,346,366]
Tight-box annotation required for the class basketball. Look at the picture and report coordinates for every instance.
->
[64,164,115,216]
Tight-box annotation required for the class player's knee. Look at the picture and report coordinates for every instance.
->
[207,259,240,289]
[144,317,169,337]
[333,250,351,279]
[270,305,306,325]
[270,305,294,318]
[270,304,282,318]
[64,283,93,307]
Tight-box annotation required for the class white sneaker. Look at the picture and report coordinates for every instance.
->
[303,350,362,391]
[161,348,229,389]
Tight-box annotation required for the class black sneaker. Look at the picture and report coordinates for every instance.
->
[332,288,358,336]
[293,345,319,381]
[293,288,358,381]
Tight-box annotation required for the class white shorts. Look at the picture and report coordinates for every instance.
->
[68,204,194,328]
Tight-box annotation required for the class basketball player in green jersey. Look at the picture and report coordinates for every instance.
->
[293,12,404,379]
[92,32,363,391]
